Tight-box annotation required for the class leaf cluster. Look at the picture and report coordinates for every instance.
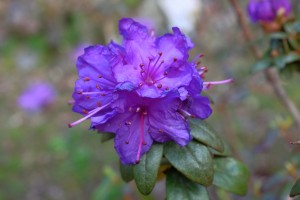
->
[252,19,300,75]
[100,119,250,199]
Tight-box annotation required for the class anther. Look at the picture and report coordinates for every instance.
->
[77,90,83,94]
[96,84,101,90]
[125,141,129,144]
[158,52,162,56]
[136,107,141,112]
[140,70,145,73]
[142,111,148,115]
[86,95,90,99]
[84,77,90,82]
[101,94,106,96]
[129,107,133,112]
[83,109,88,114]
[173,57,177,62]
[159,129,163,133]
[98,75,103,78]
[97,101,102,107]
[164,71,168,76]
[142,141,147,145]
[165,86,169,90]
[157,84,162,89]
[139,64,145,68]
[139,82,143,87]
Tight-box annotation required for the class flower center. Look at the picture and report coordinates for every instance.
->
[139,52,168,88]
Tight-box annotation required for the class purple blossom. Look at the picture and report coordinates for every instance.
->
[247,0,292,22]
[18,82,56,112]
[69,18,231,164]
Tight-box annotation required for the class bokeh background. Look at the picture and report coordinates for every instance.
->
[1,0,300,199]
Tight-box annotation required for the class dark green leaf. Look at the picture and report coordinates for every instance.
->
[269,32,289,39]
[133,143,163,195]
[209,140,232,157]
[213,157,249,195]
[252,57,272,72]
[275,53,300,69]
[99,132,115,142]
[290,178,300,197]
[119,161,133,183]
[164,141,213,186]
[190,119,224,152]
[166,169,209,200]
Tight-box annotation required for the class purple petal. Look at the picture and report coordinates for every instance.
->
[118,18,156,66]
[114,115,153,164]
[148,93,191,146]
[156,27,193,66]
[186,96,212,119]
[272,0,292,17]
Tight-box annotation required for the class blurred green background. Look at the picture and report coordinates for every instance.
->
[1,0,300,199]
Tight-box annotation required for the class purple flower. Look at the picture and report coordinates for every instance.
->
[247,0,292,22]
[18,82,56,112]
[69,18,231,164]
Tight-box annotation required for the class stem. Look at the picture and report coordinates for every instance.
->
[228,0,300,132]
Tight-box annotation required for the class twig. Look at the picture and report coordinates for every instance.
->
[228,0,300,133]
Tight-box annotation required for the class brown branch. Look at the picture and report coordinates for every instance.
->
[228,0,300,132]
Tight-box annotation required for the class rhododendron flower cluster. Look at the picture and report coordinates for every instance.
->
[69,18,231,164]
[18,82,56,113]
[247,0,291,23]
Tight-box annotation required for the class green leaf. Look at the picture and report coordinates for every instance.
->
[213,157,249,195]
[252,57,272,72]
[209,140,232,157]
[269,32,289,39]
[133,143,163,195]
[164,141,213,186]
[275,53,300,69]
[119,161,133,183]
[290,178,300,197]
[166,169,210,200]
[190,119,224,152]
[99,132,115,142]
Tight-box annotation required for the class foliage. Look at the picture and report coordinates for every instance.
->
[116,119,249,198]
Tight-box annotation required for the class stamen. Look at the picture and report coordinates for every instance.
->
[136,107,141,112]
[178,109,195,119]
[82,91,102,95]
[96,84,101,90]
[68,103,110,128]
[203,79,233,89]
[136,112,145,163]
[192,53,204,63]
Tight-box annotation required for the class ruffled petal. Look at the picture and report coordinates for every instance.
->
[186,96,212,119]
[148,92,191,146]
[72,79,113,114]
[119,18,156,66]
[247,0,259,22]
[156,27,194,66]
[256,0,276,22]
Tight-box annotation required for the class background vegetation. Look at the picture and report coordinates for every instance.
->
[1,0,300,199]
